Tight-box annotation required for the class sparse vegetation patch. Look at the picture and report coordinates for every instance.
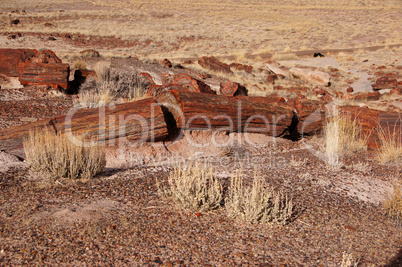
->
[225,170,294,225]
[158,162,224,212]
[23,128,106,180]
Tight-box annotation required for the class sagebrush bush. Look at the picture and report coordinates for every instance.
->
[158,162,223,212]
[225,170,294,225]
[325,115,367,166]
[23,128,106,180]
[75,64,151,109]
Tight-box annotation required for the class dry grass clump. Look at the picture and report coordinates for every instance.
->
[377,121,402,164]
[341,251,360,267]
[225,170,294,225]
[72,60,87,70]
[75,62,151,108]
[325,115,367,166]
[383,184,402,224]
[158,162,223,212]
[23,128,106,180]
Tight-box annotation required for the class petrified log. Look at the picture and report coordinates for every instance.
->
[220,81,248,97]
[161,73,215,94]
[339,106,401,149]
[0,49,34,77]
[229,63,253,73]
[198,56,233,74]
[372,76,398,90]
[0,98,169,158]
[287,98,326,136]
[155,89,294,137]
[18,62,70,89]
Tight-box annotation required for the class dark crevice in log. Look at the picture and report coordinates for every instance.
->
[283,112,302,141]
[160,105,180,142]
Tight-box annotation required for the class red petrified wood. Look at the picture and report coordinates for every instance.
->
[161,73,215,94]
[155,89,294,137]
[18,50,69,89]
[0,98,169,158]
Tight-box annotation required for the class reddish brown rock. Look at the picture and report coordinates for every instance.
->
[390,87,402,95]
[313,88,333,102]
[229,63,253,73]
[18,62,69,89]
[0,98,169,158]
[372,76,398,90]
[21,49,62,64]
[156,89,294,137]
[346,87,354,93]
[0,49,35,77]
[267,74,279,84]
[342,91,381,101]
[162,58,172,68]
[220,81,248,97]
[287,99,325,136]
[18,49,69,89]
[198,56,233,74]
[161,73,215,94]
[340,106,401,149]
[146,84,184,98]
[139,72,156,86]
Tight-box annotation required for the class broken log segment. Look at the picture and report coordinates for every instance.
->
[155,89,295,137]
[0,98,169,158]
[18,62,70,89]
[0,48,35,77]
[339,106,401,149]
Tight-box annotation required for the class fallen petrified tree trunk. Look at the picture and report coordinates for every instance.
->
[0,49,34,77]
[339,106,401,149]
[0,98,169,158]
[155,89,295,137]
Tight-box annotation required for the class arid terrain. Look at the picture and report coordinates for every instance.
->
[0,0,401,266]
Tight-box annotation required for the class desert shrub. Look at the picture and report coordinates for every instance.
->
[75,63,151,109]
[72,60,87,70]
[158,162,223,212]
[23,128,106,180]
[94,61,111,82]
[325,115,367,166]
[377,121,402,164]
[383,184,402,224]
[225,170,294,225]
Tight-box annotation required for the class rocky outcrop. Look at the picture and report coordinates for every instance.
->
[220,81,248,97]
[161,73,215,94]
[198,56,233,74]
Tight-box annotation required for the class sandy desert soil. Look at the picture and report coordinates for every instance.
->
[0,0,401,266]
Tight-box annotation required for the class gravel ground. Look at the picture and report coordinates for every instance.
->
[0,63,401,266]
